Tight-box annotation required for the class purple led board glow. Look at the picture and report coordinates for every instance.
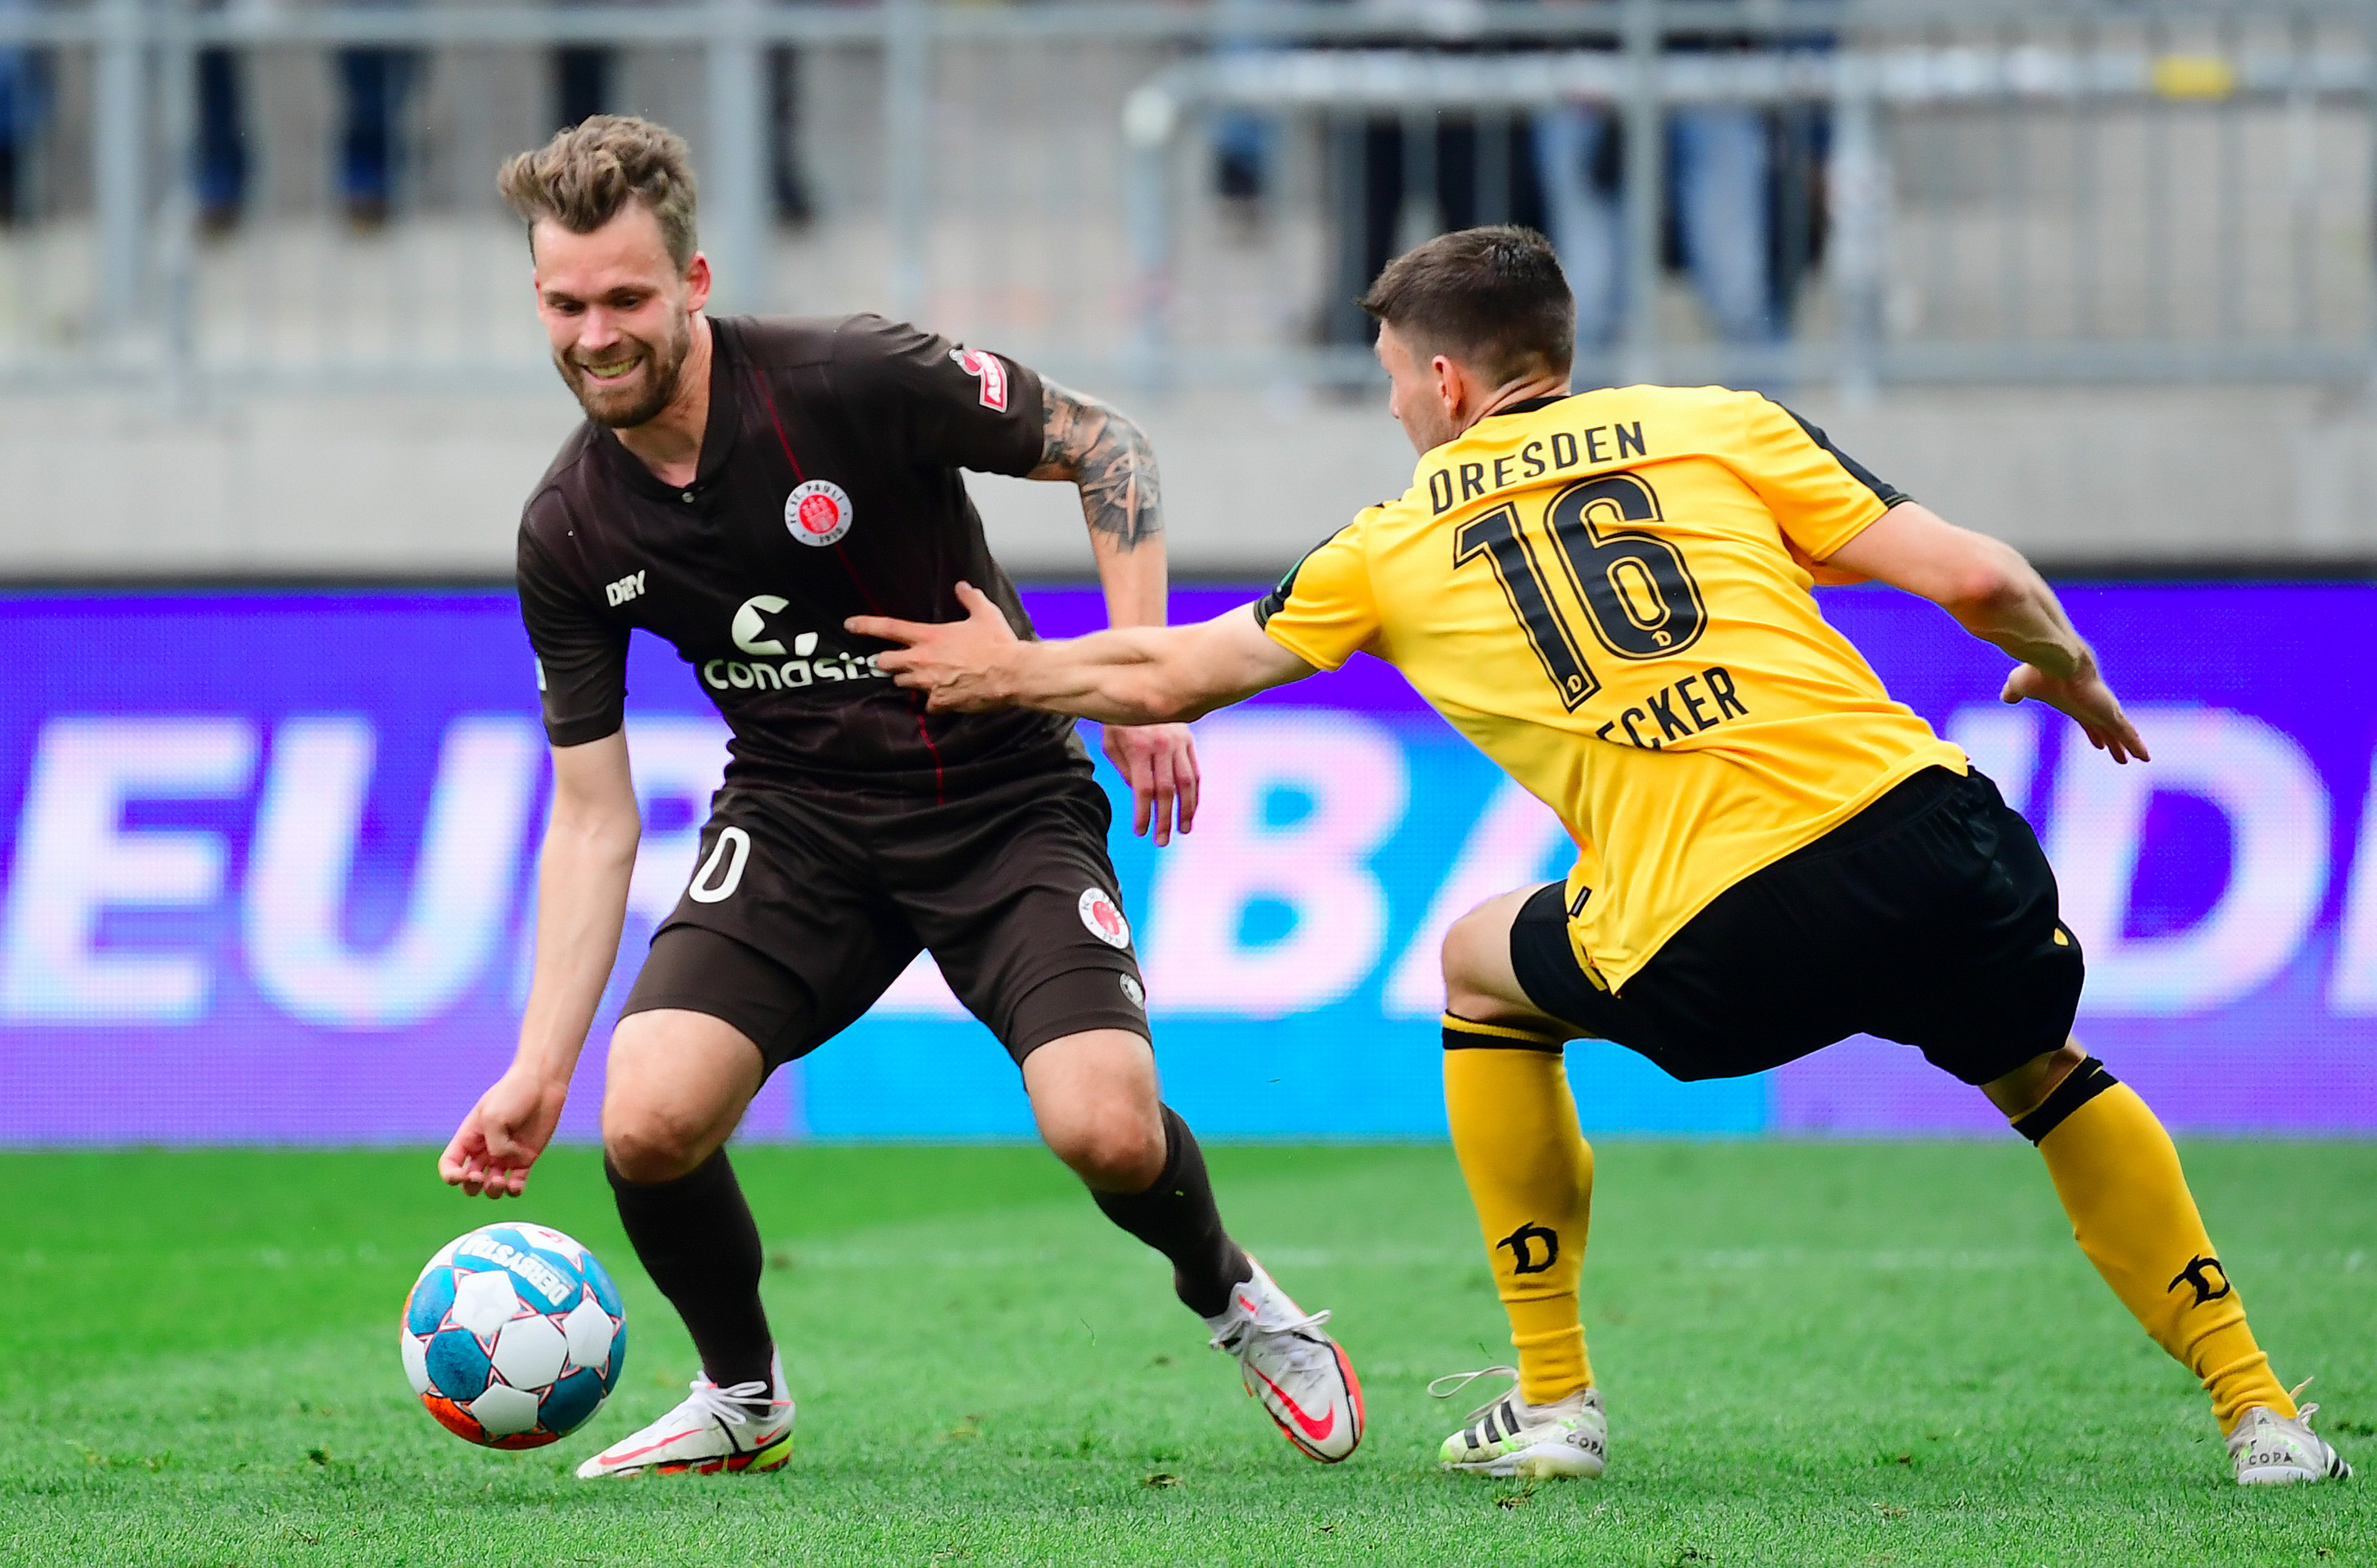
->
[0,584,2367,1142]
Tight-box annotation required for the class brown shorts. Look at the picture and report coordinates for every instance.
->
[620,765,1149,1072]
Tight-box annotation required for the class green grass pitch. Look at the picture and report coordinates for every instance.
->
[2,1141,2373,1565]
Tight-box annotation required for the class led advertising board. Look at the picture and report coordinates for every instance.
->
[0,584,2368,1142]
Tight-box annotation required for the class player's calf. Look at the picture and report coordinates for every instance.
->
[1994,1050,2359,1484]
[606,1150,776,1395]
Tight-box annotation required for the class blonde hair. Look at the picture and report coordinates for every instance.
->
[497,115,699,270]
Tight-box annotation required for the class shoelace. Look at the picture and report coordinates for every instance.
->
[1213,1305,1336,1372]
[681,1376,775,1432]
[2234,1378,2329,1454]
[1426,1364,1522,1428]
[2288,1377,2323,1430]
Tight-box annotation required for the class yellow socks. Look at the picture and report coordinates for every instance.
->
[1444,1031,2286,1429]
[2015,1056,2292,1431]
[1443,1017,1594,1406]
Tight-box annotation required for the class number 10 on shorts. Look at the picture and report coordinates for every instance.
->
[688,827,752,904]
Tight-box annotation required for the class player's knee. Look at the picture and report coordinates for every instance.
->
[601,1108,707,1186]
[1979,1035,2092,1119]
[1044,1105,1165,1192]
[1441,902,1507,1018]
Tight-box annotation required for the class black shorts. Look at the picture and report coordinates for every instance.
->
[1509,766,2083,1086]
[620,765,1148,1072]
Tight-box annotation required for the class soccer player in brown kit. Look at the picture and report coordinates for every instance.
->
[435,117,1362,1477]
[859,226,2352,1487]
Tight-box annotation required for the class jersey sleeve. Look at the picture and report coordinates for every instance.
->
[1736,396,1909,561]
[1251,519,1381,672]
[517,512,628,748]
[829,314,1047,477]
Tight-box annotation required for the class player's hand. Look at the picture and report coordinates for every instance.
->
[438,1066,570,1199]
[2001,652,2150,765]
[1102,721,1199,847]
[848,581,1019,712]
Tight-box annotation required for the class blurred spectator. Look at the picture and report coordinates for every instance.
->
[1534,5,1832,356]
[196,0,248,232]
[338,2,422,231]
[768,33,813,224]
[1209,0,1272,206]
[554,0,612,134]
[1355,115,1545,287]
[191,1,420,234]
[1318,4,1549,344]
[552,2,814,226]
[1326,119,1547,344]
[1318,2,1824,357]
[1535,106,1780,349]
[0,0,51,225]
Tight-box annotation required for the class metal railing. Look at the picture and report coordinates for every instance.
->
[0,0,2368,396]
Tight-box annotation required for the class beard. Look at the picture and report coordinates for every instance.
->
[555,309,692,429]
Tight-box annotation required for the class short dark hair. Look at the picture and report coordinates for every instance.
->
[499,115,699,271]
[1358,226,1573,384]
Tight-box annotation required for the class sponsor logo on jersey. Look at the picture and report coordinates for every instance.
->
[785,479,854,547]
[604,570,647,607]
[709,595,890,692]
[731,595,797,656]
[1118,973,1145,1009]
[951,347,1009,412]
[1078,887,1131,948]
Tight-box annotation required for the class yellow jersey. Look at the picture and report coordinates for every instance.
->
[1256,385,1967,990]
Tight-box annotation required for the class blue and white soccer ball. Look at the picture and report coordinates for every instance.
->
[400,1222,627,1450]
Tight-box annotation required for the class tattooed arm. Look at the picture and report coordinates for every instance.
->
[1031,379,1166,622]
[1026,379,1198,844]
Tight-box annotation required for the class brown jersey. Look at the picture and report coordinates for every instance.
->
[517,313,1084,800]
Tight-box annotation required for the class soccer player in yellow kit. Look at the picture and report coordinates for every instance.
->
[849,227,2349,1488]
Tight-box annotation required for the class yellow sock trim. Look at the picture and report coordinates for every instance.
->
[2033,1081,2292,1430]
[1444,1044,1594,1406]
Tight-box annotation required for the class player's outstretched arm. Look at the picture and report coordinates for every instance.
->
[438,731,641,1198]
[852,585,1315,726]
[1824,502,2150,764]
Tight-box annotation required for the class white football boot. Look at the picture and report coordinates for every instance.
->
[1430,1364,1607,1479]
[576,1352,794,1479]
[1203,1258,1364,1462]
[2231,1382,2352,1485]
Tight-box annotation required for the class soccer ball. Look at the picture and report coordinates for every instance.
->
[400,1222,627,1449]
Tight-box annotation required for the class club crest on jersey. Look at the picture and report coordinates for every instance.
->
[1078,887,1130,949]
[950,347,1009,412]
[785,479,854,547]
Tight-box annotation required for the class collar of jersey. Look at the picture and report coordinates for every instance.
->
[1480,392,1573,421]
[594,316,745,504]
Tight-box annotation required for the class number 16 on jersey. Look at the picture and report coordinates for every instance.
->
[1455,473,1707,712]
